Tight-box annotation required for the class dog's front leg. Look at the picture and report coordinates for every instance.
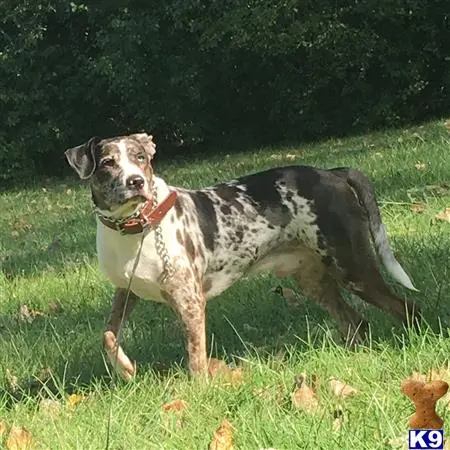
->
[162,271,208,376]
[103,288,139,381]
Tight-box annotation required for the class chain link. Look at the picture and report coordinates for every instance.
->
[152,185,175,283]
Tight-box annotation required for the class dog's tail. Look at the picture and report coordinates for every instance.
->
[331,167,418,292]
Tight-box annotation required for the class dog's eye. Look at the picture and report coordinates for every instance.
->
[137,153,146,163]
[101,158,115,167]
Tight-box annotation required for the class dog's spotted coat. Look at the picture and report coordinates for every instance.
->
[65,133,420,380]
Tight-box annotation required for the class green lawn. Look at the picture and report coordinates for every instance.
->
[0,120,449,449]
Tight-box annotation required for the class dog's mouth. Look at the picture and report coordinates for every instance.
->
[120,188,152,206]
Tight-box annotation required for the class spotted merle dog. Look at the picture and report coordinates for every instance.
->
[65,132,420,380]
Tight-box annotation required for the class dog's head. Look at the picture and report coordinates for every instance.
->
[65,133,156,216]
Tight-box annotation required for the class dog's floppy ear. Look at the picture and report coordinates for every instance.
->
[130,133,156,158]
[65,136,100,180]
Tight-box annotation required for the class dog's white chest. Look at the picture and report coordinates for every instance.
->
[96,223,166,302]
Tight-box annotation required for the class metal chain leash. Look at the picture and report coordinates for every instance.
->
[152,184,175,283]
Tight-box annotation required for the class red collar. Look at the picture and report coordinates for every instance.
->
[97,191,178,235]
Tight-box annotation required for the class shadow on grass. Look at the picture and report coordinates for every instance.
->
[1,269,446,410]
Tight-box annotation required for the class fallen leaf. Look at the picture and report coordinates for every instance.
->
[311,374,320,391]
[410,203,425,214]
[414,162,426,170]
[291,374,319,413]
[436,208,450,224]
[66,393,85,409]
[0,419,7,438]
[39,398,61,418]
[329,377,358,399]
[5,369,19,393]
[13,220,32,231]
[17,305,32,323]
[208,359,232,378]
[209,419,234,450]
[162,399,187,414]
[230,368,244,387]
[5,426,32,450]
[17,305,45,323]
[332,407,348,432]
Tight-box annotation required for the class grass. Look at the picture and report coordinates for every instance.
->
[0,119,449,449]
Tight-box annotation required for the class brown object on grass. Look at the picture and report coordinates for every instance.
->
[401,379,449,429]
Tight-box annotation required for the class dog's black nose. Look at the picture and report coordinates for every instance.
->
[126,175,145,189]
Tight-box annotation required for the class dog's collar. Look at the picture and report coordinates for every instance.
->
[96,190,178,235]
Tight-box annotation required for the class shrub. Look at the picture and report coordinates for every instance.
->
[0,0,449,183]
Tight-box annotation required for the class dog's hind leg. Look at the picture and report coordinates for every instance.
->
[293,255,368,347]
[348,267,421,328]
[103,288,139,381]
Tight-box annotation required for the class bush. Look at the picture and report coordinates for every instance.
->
[0,0,449,184]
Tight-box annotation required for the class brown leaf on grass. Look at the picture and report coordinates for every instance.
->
[410,203,425,214]
[329,377,359,399]
[5,369,19,393]
[208,359,244,387]
[162,399,187,414]
[414,162,426,170]
[161,399,187,432]
[436,208,450,224]
[230,368,244,387]
[13,220,32,232]
[66,393,86,409]
[332,407,348,432]
[209,419,234,450]
[208,359,232,378]
[39,399,61,419]
[5,426,33,450]
[291,374,319,413]
[17,305,45,323]
[0,419,7,438]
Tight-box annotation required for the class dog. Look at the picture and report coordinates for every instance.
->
[65,132,420,380]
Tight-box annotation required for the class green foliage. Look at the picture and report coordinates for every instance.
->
[0,1,449,182]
